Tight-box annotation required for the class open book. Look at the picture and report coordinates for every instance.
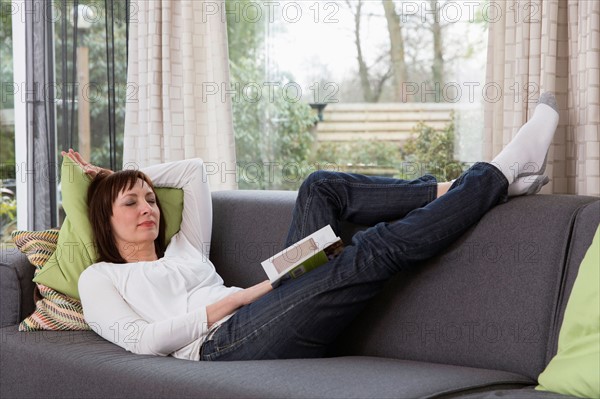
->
[261,225,344,287]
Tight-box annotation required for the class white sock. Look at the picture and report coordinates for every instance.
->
[492,92,559,184]
[508,175,549,197]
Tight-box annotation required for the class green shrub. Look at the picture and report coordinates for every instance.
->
[398,116,466,181]
[313,116,464,182]
[313,140,401,176]
[0,186,16,244]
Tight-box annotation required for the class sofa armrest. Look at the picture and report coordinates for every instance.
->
[0,247,35,327]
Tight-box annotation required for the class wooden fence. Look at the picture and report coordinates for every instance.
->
[314,103,456,145]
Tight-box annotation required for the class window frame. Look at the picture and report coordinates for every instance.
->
[12,0,27,230]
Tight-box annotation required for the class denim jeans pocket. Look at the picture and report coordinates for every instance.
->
[199,322,225,361]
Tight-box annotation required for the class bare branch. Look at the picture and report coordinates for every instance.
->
[344,0,355,16]
[373,68,392,102]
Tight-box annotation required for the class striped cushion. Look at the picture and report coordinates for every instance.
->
[11,230,90,331]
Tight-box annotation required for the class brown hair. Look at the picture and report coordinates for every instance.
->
[87,170,166,263]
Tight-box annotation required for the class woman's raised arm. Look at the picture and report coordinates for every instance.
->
[62,150,212,255]
[140,159,212,256]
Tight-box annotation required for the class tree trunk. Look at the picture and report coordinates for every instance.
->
[382,0,407,102]
[431,0,444,101]
[352,0,376,102]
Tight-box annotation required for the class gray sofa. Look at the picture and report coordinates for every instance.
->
[1,190,598,399]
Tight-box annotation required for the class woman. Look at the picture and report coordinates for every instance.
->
[75,93,559,361]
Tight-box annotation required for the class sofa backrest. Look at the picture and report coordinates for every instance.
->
[543,199,600,364]
[210,191,599,380]
[0,249,36,328]
[210,190,296,287]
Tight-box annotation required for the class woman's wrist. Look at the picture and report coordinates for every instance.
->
[61,149,113,178]
[240,281,273,306]
[206,293,243,326]
[206,281,272,327]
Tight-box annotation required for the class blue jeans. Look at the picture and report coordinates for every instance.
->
[199,162,508,361]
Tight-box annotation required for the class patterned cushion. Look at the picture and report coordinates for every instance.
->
[11,229,90,331]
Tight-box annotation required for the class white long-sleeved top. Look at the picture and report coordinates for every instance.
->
[78,159,243,361]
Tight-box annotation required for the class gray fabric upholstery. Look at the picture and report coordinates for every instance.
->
[331,195,599,380]
[0,326,532,399]
[210,190,296,287]
[210,191,599,381]
[0,261,20,327]
[544,200,600,364]
[454,387,579,399]
[1,192,598,398]
[0,248,35,327]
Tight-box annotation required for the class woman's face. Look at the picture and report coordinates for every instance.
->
[110,178,160,249]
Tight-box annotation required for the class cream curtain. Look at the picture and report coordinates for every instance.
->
[124,0,237,190]
[484,0,599,196]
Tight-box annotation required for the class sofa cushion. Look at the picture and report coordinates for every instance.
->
[11,229,89,331]
[546,200,600,360]
[0,325,533,399]
[536,225,599,398]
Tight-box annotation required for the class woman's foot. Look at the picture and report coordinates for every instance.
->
[508,175,550,197]
[491,92,559,185]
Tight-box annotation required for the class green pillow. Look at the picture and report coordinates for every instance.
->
[537,225,600,398]
[33,158,184,300]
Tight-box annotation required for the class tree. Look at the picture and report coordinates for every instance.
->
[226,0,318,189]
[412,0,486,101]
[381,0,407,102]
[344,0,390,103]
[342,0,486,103]
[430,0,444,95]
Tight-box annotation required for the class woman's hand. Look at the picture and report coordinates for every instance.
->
[235,280,273,306]
[61,148,113,178]
[206,280,273,327]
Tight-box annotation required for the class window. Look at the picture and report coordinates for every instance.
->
[1,0,16,245]
[1,0,128,232]
[227,0,488,190]
[51,0,128,223]
[52,1,128,175]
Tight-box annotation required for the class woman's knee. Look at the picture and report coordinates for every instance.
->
[300,171,340,191]
[297,171,344,202]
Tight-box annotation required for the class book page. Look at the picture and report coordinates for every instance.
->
[272,238,318,273]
